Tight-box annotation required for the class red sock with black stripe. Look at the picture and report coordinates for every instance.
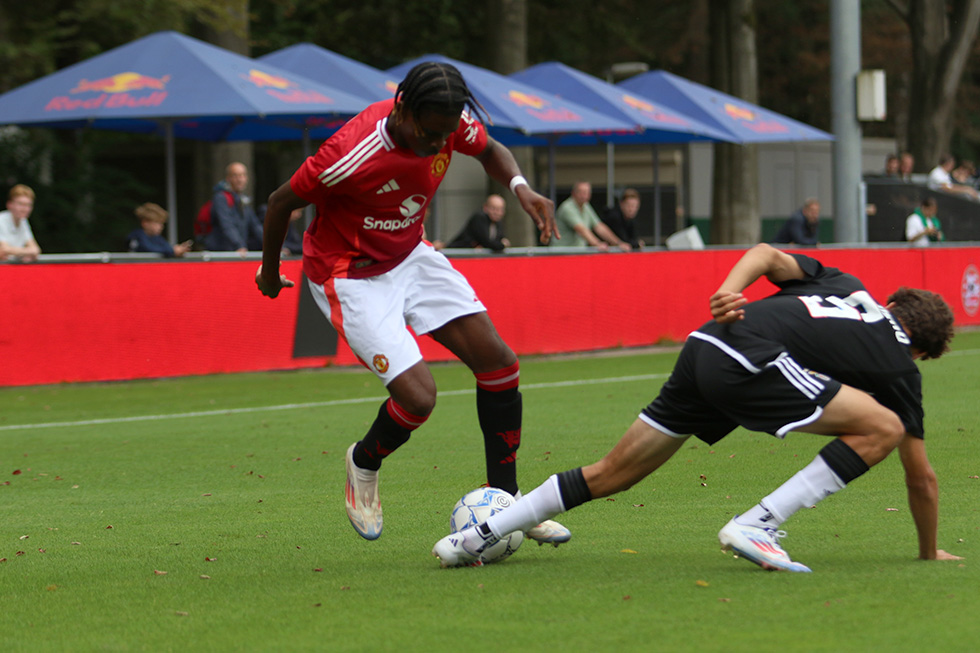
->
[475,362,521,495]
[353,398,428,471]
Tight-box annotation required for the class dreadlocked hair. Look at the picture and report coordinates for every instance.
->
[394,62,491,126]
[887,287,955,360]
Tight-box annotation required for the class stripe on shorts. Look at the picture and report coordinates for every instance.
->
[767,352,824,400]
[688,331,762,373]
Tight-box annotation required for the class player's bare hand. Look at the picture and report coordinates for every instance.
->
[710,290,747,323]
[933,549,964,561]
[255,264,294,299]
[517,186,558,245]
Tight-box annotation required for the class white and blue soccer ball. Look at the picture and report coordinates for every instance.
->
[449,487,524,564]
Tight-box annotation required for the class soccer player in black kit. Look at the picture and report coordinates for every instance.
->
[434,243,962,571]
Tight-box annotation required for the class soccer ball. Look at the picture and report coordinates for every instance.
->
[449,487,524,564]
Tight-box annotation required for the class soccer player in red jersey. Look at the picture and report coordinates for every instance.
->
[256,61,571,545]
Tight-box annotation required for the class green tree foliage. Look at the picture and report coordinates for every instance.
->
[4,0,980,251]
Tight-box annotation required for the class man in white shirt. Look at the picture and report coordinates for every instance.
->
[927,155,979,200]
[905,197,944,247]
[0,184,41,262]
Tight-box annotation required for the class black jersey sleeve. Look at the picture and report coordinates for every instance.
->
[771,254,864,298]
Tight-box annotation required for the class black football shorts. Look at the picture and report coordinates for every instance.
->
[640,331,842,445]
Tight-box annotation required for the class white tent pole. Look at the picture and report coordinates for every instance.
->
[652,143,661,247]
[548,138,557,205]
[606,142,616,208]
[165,121,177,246]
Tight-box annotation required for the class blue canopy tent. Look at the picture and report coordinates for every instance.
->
[258,43,398,104]
[387,55,637,207]
[511,62,736,245]
[618,70,834,144]
[0,31,372,242]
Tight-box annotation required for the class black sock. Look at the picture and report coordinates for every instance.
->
[556,468,593,510]
[353,400,412,471]
[477,387,521,495]
[819,438,870,484]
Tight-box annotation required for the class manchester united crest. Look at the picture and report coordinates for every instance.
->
[431,153,449,177]
[372,354,390,374]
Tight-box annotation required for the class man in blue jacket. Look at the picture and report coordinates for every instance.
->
[205,162,263,255]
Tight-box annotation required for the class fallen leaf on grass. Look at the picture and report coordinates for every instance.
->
[696,580,709,587]
[204,557,216,562]
[718,598,731,602]
[623,595,631,600]
[340,586,350,590]
[200,575,211,580]
[105,525,113,529]
[175,611,188,617]
[12,470,21,475]
[313,568,323,572]
[620,549,638,554]
[154,570,168,575]
[15,551,25,556]
[19,535,28,540]
[886,508,899,512]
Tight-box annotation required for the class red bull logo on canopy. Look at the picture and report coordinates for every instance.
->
[46,71,170,112]
[724,102,788,134]
[241,68,335,105]
[506,89,581,122]
[71,72,170,94]
[621,94,690,126]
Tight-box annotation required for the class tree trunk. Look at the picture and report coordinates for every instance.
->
[200,1,254,210]
[900,0,980,170]
[709,0,760,245]
[488,0,536,246]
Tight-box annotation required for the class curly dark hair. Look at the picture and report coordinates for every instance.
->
[393,61,491,125]
[887,287,955,359]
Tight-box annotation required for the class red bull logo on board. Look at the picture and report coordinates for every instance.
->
[46,71,170,112]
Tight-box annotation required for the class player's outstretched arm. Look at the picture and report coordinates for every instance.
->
[898,434,963,561]
[475,137,558,244]
[256,181,302,299]
[711,244,805,323]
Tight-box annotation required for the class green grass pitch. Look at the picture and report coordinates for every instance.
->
[1,332,978,652]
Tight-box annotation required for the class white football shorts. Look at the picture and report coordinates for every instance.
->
[308,241,487,385]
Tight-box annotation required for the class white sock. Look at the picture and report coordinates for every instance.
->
[486,475,564,537]
[738,455,846,528]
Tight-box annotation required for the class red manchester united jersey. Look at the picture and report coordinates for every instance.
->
[291,98,488,282]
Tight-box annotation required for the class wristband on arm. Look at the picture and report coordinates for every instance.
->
[509,175,529,195]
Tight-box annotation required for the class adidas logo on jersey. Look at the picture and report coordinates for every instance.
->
[376,179,400,194]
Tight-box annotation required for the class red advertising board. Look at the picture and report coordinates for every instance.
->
[2,247,977,387]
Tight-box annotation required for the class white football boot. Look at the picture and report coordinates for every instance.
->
[432,527,494,568]
[525,520,572,547]
[344,443,383,540]
[718,516,811,572]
